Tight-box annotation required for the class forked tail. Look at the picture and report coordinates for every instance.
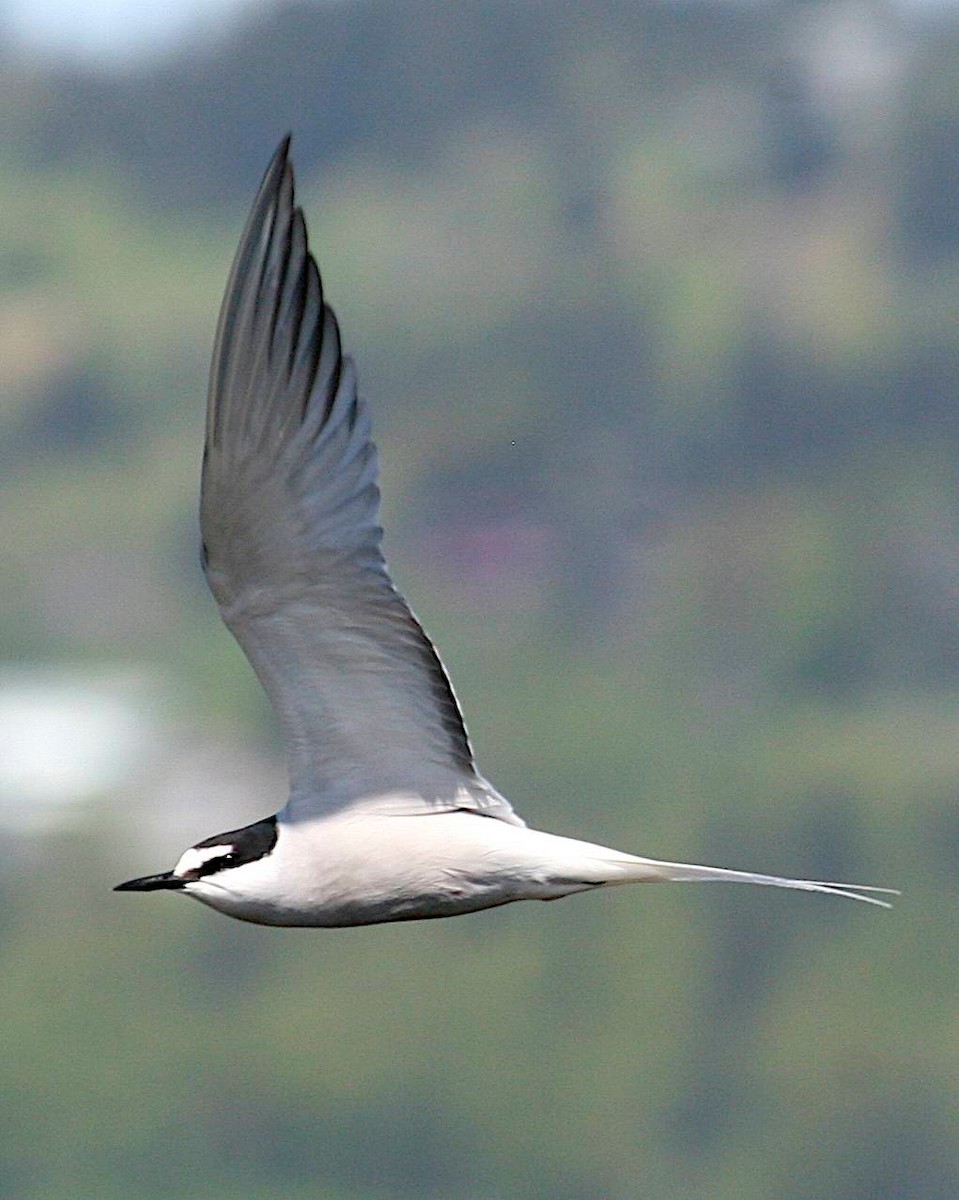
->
[622,857,898,907]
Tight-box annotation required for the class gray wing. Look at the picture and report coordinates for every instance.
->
[201,138,520,824]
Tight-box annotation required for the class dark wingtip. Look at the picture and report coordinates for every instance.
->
[251,135,294,214]
[262,134,293,196]
[268,133,293,180]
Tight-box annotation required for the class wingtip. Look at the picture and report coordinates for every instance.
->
[262,134,293,195]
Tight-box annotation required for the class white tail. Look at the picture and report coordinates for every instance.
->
[619,857,898,907]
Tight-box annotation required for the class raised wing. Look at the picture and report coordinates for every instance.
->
[201,138,520,824]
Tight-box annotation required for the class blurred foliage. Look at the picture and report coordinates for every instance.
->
[2,0,958,1197]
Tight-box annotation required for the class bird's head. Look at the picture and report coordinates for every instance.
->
[114,816,278,895]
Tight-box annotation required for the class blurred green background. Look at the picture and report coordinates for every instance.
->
[0,1,955,1197]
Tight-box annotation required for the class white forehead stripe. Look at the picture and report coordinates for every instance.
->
[174,844,231,876]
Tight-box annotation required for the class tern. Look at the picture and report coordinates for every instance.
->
[116,139,895,926]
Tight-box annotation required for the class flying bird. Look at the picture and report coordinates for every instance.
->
[115,139,895,925]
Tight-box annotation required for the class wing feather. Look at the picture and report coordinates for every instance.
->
[201,139,520,824]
